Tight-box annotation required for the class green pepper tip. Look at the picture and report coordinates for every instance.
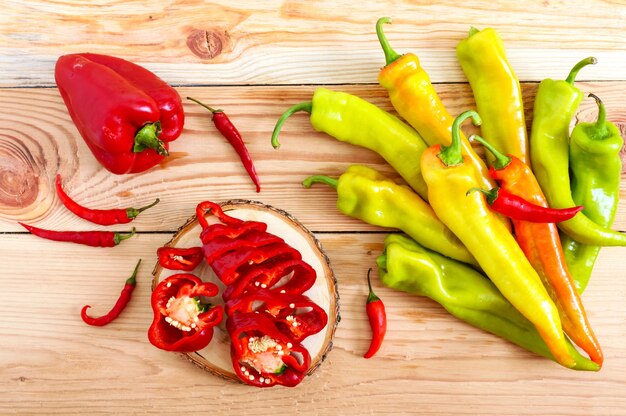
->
[376,16,402,66]
[565,57,597,85]
[302,175,338,190]
[470,134,511,169]
[271,101,313,149]
[438,110,481,166]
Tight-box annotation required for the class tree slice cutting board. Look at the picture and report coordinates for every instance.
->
[151,199,339,383]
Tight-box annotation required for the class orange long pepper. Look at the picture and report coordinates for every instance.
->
[473,134,603,366]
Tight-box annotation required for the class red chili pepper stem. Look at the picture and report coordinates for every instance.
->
[470,134,511,170]
[271,101,313,149]
[186,97,223,118]
[126,198,160,219]
[565,57,597,85]
[81,258,140,326]
[301,175,338,190]
[133,121,169,156]
[438,110,482,167]
[114,227,136,245]
[366,268,380,304]
[376,17,402,66]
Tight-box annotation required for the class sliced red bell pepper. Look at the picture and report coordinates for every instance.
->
[222,258,317,302]
[227,312,311,388]
[148,274,223,352]
[226,289,328,342]
[209,242,302,286]
[200,228,283,264]
[157,246,204,271]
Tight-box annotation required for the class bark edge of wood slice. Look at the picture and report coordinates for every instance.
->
[151,199,339,385]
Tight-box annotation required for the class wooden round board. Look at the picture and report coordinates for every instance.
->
[152,200,339,384]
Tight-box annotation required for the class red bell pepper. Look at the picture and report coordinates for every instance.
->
[227,312,311,388]
[55,53,184,174]
[157,246,204,271]
[226,289,328,342]
[148,274,223,352]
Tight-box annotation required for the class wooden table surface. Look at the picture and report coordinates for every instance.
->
[2,1,626,414]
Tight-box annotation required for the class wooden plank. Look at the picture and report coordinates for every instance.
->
[1,1,625,86]
[1,82,625,233]
[0,232,625,415]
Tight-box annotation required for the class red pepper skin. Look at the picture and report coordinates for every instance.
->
[469,186,584,223]
[81,259,140,326]
[364,268,386,359]
[187,98,261,192]
[227,312,311,387]
[19,222,135,247]
[56,174,159,225]
[55,53,184,174]
[226,289,328,342]
[148,273,223,353]
[157,246,203,271]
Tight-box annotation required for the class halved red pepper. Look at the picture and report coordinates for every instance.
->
[226,289,328,342]
[222,258,317,302]
[157,246,204,271]
[148,274,223,352]
[227,312,311,388]
[55,53,184,174]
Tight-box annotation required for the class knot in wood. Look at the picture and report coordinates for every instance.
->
[187,29,226,60]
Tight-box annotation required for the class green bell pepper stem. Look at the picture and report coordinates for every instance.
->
[377,234,599,371]
[470,134,511,169]
[271,101,313,149]
[134,122,168,156]
[565,57,597,85]
[438,110,482,166]
[376,17,402,66]
[302,175,338,190]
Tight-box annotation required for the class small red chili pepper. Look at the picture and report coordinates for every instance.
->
[187,97,261,193]
[157,246,203,271]
[56,174,160,225]
[364,268,386,359]
[81,259,140,326]
[18,222,135,247]
[467,187,584,223]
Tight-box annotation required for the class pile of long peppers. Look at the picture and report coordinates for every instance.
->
[273,18,624,371]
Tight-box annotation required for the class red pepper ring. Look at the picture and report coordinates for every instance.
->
[196,201,243,230]
[157,246,204,271]
[209,242,302,286]
[199,221,267,246]
[222,258,317,302]
[226,289,328,343]
[227,312,311,387]
[148,273,223,353]
[200,227,282,263]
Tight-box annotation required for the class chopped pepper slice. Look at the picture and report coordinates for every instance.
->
[148,274,223,352]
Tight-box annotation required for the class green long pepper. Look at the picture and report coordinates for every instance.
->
[302,165,477,267]
[561,94,623,292]
[377,234,599,371]
[530,57,626,246]
[272,87,429,200]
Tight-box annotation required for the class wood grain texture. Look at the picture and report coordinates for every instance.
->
[3,1,626,414]
[1,0,625,86]
[2,82,626,232]
[1,233,625,415]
